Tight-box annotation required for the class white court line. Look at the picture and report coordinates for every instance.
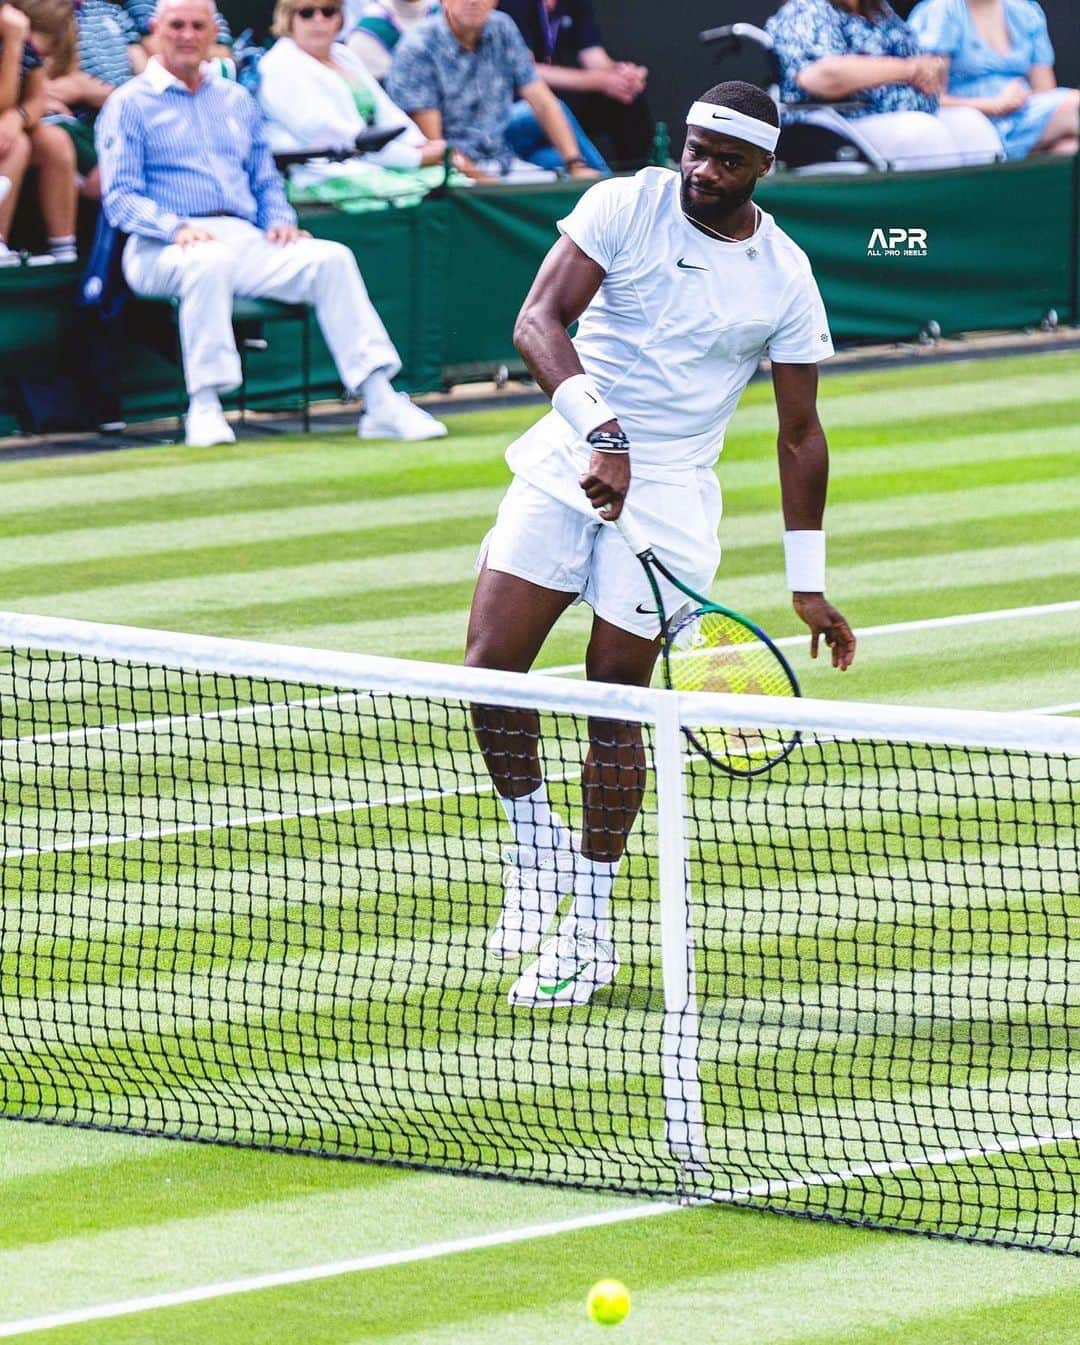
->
[3,1121,1079,1338]
[0,767,581,862]
[0,690,367,750]
[540,599,1080,677]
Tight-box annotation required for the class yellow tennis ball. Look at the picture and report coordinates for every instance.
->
[587,1279,630,1327]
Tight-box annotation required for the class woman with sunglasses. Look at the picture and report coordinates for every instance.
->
[257,0,447,173]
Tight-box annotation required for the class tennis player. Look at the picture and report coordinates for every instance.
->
[466,79,857,1007]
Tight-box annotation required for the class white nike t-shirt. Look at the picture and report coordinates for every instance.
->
[507,167,833,494]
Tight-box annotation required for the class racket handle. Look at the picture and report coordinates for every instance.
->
[613,510,652,558]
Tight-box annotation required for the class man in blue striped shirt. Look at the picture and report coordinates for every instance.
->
[96,0,446,447]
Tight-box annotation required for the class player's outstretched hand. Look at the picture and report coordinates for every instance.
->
[792,594,856,670]
[579,446,630,521]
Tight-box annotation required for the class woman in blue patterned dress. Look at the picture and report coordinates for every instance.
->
[908,0,1078,158]
[766,0,1003,169]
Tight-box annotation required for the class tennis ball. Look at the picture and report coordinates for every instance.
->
[587,1278,630,1327]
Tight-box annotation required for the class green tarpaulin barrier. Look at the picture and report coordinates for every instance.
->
[1,154,1076,436]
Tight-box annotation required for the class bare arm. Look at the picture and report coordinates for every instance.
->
[1028,64,1057,94]
[940,78,1029,116]
[0,4,29,112]
[515,234,628,517]
[18,64,44,128]
[534,47,646,104]
[411,107,442,140]
[520,77,599,175]
[515,234,604,390]
[797,54,921,100]
[772,362,856,669]
[46,70,116,110]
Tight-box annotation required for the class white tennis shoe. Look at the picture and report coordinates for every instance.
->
[185,405,236,448]
[507,918,619,1008]
[358,393,447,442]
[488,817,575,960]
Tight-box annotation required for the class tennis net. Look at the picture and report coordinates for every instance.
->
[1,611,1078,1253]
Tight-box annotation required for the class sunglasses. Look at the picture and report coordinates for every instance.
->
[293,5,340,16]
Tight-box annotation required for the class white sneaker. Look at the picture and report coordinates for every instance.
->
[488,816,575,960]
[508,918,619,1008]
[184,405,236,448]
[358,393,447,442]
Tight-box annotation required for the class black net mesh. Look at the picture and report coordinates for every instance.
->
[1,643,1078,1253]
[682,730,1080,1251]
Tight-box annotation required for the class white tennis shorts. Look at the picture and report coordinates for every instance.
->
[477,470,722,640]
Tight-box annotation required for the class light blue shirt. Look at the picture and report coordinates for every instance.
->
[97,58,296,243]
[908,0,1064,157]
[908,0,1055,99]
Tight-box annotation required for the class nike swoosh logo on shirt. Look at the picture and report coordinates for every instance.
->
[539,961,593,996]
[676,257,708,271]
[635,602,656,615]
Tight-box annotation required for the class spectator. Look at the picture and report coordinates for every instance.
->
[97,0,447,447]
[24,0,118,202]
[258,0,447,171]
[499,0,653,170]
[0,0,77,263]
[908,0,1079,158]
[766,0,1003,169]
[75,0,147,92]
[126,0,234,64]
[387,0,602,181]
[347,0,437,83]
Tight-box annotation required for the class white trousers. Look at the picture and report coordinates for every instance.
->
[123,216,400,397]
[854,107,1003,171]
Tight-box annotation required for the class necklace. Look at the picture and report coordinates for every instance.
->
[683,204,760,245]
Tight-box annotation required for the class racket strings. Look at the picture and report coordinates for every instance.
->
[663,608,799,777]
[667,611,792,697]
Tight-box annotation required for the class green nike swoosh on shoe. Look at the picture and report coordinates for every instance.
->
[538,961,594,996]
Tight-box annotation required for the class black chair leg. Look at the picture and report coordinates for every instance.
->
[238,338,247,427]
[172,299,184,442]
[301,309,311,433]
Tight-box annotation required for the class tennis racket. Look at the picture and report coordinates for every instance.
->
[614,510,800,777]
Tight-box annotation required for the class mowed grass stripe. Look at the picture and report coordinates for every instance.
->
[4,521,1075,643]
[0,428,524,517]
[2,471,1074,604]
[11,1197,1080,1345]
[1,408,1072,555]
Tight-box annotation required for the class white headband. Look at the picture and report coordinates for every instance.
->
[686,101,780,153]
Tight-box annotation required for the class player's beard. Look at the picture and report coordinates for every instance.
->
[680,175,756,230]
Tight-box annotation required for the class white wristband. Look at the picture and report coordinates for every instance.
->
[783,530,826,592]
[551,373,616,439]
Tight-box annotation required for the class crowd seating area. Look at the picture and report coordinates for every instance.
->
[0,0,1076,436]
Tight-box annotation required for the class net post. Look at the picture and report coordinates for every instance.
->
[654,691,710,1178]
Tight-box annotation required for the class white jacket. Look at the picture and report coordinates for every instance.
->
[257,36,426,170]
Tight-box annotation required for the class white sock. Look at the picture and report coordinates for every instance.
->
[500,783,557,870]
[571,854,619,943]
[49,235,77,261]
[189,388,222,415]
[361,367,397,418]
